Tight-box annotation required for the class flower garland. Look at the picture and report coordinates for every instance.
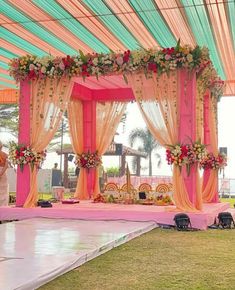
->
[9,42,224,100]
[166,141,207,175]
[75,151,102,169]
[8,141,46,171]
[197,63,225,101]
[200,152,227,171]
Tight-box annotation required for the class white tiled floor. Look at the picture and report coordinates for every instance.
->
[0,218,156,290]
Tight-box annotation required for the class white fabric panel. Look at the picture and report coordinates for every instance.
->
[0,218,156,290]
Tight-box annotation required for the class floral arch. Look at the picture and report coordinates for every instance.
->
[9,43,224,210]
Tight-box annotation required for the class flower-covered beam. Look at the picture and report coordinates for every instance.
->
[9,42,224,100]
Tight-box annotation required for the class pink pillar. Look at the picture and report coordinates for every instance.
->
[16,81,31,206]
[178,70,197,206]
[83,100,96,198]
[203,93,219,202]
[203,93,210,191]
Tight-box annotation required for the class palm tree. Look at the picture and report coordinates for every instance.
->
[128,127,161,176]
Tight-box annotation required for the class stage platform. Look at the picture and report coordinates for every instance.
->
[0,201,231,230]
[0,218,156,290]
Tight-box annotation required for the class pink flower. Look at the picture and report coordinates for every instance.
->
[29,64,35,71]
[59,61,65,70]
[116,56,124,66]
[165,54,171,61]
[12,60,19,69]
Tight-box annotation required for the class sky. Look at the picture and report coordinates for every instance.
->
[108,97,235,178]
[0,96,235,178]
[217,96,235,178]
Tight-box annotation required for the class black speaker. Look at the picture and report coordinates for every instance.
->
[174,213,191,231]
[218,212,234,228]
[219,147,227,156]
[37,200,53,208]
[68,154,74,162]
[139,192,146,199]
[115,144,123,155]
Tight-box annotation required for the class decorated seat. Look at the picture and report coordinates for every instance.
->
[120,183,135,192]
[155,183,170,194]
[138,183,152,193]
[104,182,119,192]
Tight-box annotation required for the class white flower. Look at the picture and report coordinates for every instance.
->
[132,50,146,65]
[154,54,163,63]
[186,54,193,63]
[29,64,35,71]
[165,54,171,61]
[93,58,98,66]
[104,54,111,60]
[91,67,101,74]
[50,67,55,74]
[104,60,112,65]
[41,66,46,74]
[201,47,209,58]
[39,55,52,66]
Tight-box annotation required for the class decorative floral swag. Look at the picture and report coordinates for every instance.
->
[8,141,46,172]
[166,141,207,175]
[9,41,224,100]
[199,152,227,171]
[166,142,227,174]
[75,151,102,170]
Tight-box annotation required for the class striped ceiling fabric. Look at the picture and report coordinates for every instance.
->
[0,0,234,98]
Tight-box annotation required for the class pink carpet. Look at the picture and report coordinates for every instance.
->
[0,201,231,230]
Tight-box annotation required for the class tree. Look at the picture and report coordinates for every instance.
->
[0,104,19,136]
[128,127,161,176]
[0,104,69,150]
[106,166,120,177]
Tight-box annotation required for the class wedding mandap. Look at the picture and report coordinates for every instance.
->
[6,43,225,212]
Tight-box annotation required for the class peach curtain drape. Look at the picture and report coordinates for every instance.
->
[24,77,74,207]
[67,99,88,199]
[193,78,207,210]
[94,101,127,195]
[202,95,219,202]
[127,71,198,211]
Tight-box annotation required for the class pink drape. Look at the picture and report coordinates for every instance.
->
[127,71,199,211]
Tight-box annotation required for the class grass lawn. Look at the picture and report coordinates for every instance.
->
[220,198,235,208]
[39,228,235,290]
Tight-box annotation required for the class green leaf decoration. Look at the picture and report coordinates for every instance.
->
[79,49,88,63]
[175,39,181,52]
